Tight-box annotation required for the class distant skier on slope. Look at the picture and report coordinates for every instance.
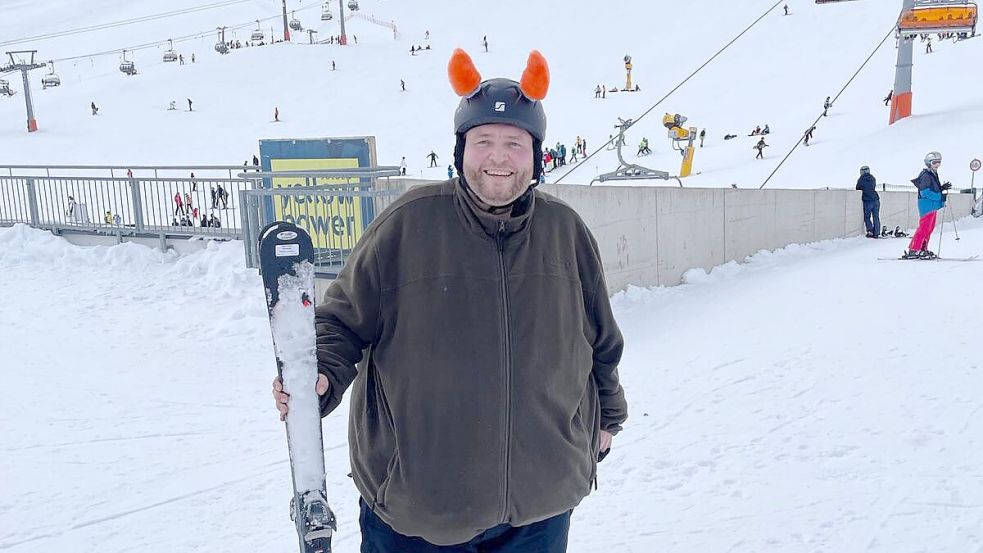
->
[754,137,768,159]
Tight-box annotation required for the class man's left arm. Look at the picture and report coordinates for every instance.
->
[589,271,628,437]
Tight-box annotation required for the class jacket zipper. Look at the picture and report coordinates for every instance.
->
[496,220,513,524]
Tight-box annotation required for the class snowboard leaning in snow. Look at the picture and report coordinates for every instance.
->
[259,222,336,553]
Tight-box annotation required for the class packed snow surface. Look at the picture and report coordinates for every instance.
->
[3,219,983,552]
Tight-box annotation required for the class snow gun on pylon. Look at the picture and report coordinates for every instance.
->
[663,113,698,177]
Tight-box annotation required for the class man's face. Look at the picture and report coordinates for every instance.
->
[462,123,534,206]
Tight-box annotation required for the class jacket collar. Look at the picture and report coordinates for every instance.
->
[451,177,535,240]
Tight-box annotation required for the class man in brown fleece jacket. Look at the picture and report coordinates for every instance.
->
[273,49,628,552]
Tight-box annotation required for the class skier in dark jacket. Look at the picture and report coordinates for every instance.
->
[905,151,952,258]
[273,49,626,551]
[856,165,880,237]
[754,138,768,159]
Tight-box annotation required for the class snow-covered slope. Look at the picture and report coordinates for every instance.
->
[1,0,980,189]
[3,218,983,552]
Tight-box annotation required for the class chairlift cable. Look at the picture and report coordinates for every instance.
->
[0,0,255,49]
[554,0,786,185]
[50,5,321,64]
[758,24,896,190]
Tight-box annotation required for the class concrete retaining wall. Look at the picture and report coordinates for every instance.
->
[538,185,975,292]
[52,178,971,296]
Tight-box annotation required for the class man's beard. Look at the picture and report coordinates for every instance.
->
[463,165,533,207]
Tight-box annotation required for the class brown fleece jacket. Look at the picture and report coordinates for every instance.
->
[315,178,627,545]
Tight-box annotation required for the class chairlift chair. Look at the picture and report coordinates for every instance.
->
[251,20,265,42]
[163,39,178,62]
[119,50,137,76]
[898,0,978,38]
[321,3,334,20]
[0,79,14,96]
[348,0,360,11]
[42,60,61,89]
[289,11,303,31]
[215,27,229,54]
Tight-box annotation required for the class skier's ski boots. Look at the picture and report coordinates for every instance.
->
[918,249,938,260]
[902,250,923,260]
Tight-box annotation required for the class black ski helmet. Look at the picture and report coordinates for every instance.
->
[453,78,547,143]
[449,49,549,183]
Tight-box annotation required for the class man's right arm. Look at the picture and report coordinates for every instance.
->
[315,235,382,416]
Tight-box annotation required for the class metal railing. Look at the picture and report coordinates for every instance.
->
[1,164,411,277]
[0,172,255,238]
[0,164,260,179]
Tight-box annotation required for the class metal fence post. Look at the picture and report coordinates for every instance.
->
[241,191,260,268]
[25,177,40,228]
[130,176,145,231]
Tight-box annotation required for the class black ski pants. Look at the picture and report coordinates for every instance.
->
[358,498,571,552]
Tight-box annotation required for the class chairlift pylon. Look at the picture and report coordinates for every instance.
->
[321,3,334,20]
[163,38,178,62]
[251,20,265,42]
[42,60,61,89]
[119,49,137,76]
[289,11,303,31]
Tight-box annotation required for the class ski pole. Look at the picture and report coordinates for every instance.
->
[937,204,945,257]
[947,200,960,240]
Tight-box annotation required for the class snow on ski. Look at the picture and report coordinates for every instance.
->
[260,222,336,553]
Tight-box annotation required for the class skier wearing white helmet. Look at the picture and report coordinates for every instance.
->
[904,151,952,259]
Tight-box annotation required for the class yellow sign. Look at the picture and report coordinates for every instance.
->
[270,157,364,250]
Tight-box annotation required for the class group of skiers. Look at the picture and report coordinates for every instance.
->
[173,181,229,220]
[172,212,222,228]
[854,152,953,260]
[593,83,640,98]
[543,138,588,172]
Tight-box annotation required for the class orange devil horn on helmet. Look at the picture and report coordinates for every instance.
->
[448,48,481,97]
[519,50,549,101]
